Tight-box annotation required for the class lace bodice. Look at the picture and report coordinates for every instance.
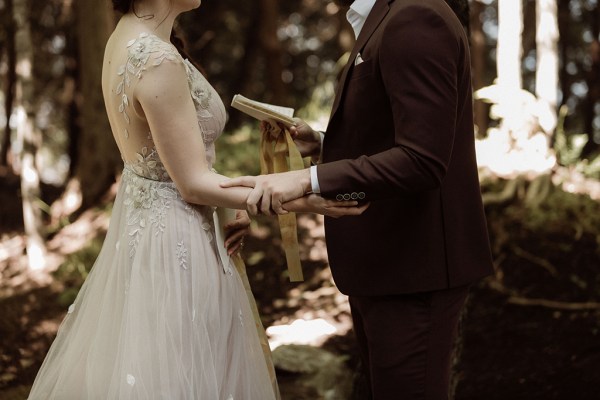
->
[113,32,226,181]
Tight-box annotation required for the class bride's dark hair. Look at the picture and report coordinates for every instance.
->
[111,0,203,74]
[112,0,132,14]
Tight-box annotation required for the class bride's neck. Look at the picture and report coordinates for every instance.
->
[125,0,179,41]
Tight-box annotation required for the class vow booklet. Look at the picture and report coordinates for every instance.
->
[231,94,295,127]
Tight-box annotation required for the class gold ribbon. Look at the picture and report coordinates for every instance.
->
[232,254,281,399]
[259,123,304,282]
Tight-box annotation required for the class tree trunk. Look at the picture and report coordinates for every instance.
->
[581,2,600,158]
[497,0,523,90]
[557,0,570,109]
[535,0,559,138]
[470,0,488,137]
[14,0,47,272]
[1,0,16,168]
[74,0,120,209]
[258,0,286,104]
[228,3,262,129]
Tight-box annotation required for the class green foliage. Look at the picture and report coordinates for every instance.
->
[52,235,104,300]
[214,124,262,177]
[484,182,600,302]
[554,105,600,179]
[505,188,600,245]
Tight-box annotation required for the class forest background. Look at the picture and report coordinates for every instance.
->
[1,0,600,399]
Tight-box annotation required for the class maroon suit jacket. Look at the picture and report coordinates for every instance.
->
[316,0,494,296]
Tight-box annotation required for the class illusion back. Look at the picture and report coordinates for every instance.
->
[104,32,226,181]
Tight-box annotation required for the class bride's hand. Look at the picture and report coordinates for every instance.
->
[224,210,251,255]
[283,194,370,218]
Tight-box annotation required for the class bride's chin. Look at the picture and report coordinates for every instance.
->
[180,0,201,11]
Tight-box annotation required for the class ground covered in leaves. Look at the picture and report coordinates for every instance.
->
[1,178,600,399]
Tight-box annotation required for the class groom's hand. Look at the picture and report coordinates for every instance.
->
[283,194,370,218]
[220,169,312,216]
[288,118,321,160]
[264,118,321,160]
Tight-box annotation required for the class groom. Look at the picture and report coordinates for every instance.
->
[224,0,494,397]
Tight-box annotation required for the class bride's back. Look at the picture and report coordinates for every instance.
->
[101,19,187,181]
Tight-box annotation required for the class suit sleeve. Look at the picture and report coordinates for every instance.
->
[317,6,461,200]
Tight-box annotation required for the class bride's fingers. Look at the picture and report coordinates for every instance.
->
[224,218,250,232]
[228,239,243,255]
[225,229,247,249]
[220,176,257,188]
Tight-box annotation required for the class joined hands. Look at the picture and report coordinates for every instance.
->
[220,118,370,218]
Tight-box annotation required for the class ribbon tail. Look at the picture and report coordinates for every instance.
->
[278,212,303,282]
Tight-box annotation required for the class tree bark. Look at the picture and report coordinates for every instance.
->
[74,0,120,208]
[258,0,286,104]
[1,0,17,168]
[557,0,570,109]
[535,0,559,138]
[14,0,47,272]
[470,0,488,137]
[581,2,600,158]
[228,3,262,129]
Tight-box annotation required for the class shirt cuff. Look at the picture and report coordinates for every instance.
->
[310,165,321,194]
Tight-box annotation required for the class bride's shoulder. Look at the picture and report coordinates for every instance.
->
[126,32,183,68]
[113,32,188,91]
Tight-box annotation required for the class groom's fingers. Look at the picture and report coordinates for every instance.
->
[328,200,358,207]
[220,176,257,188]
[260,189,274,216]
[331,203,370,218]
[245,187,263,216]
[272,198,289,215]
[357,203,371,213]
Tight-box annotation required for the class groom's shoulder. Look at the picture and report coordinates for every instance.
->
[386,0,465,40]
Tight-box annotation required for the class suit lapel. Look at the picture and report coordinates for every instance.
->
[329,0,393,120]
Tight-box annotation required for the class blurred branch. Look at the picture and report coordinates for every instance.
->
[1,0,16,168]
[507,297,600,310]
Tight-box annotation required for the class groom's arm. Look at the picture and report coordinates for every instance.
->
[316,6,461,201]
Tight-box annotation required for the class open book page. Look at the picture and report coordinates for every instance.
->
[231,94,295,126]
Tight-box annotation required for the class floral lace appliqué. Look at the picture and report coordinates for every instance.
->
[128,146,169,181]
[176,241,188,270]
[117,33,180,131]
[123,169,178,257]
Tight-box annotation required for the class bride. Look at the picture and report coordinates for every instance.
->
[27,0,366,399]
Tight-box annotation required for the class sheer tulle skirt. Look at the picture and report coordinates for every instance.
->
[28,168,277,400]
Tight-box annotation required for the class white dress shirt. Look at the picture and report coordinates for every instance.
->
[310,0,377,193]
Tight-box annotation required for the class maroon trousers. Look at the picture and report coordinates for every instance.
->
[349,285,470,400]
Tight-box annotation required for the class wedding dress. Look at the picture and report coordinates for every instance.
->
[28,32,278,400]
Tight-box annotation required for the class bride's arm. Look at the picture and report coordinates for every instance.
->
[135,58,252,209]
